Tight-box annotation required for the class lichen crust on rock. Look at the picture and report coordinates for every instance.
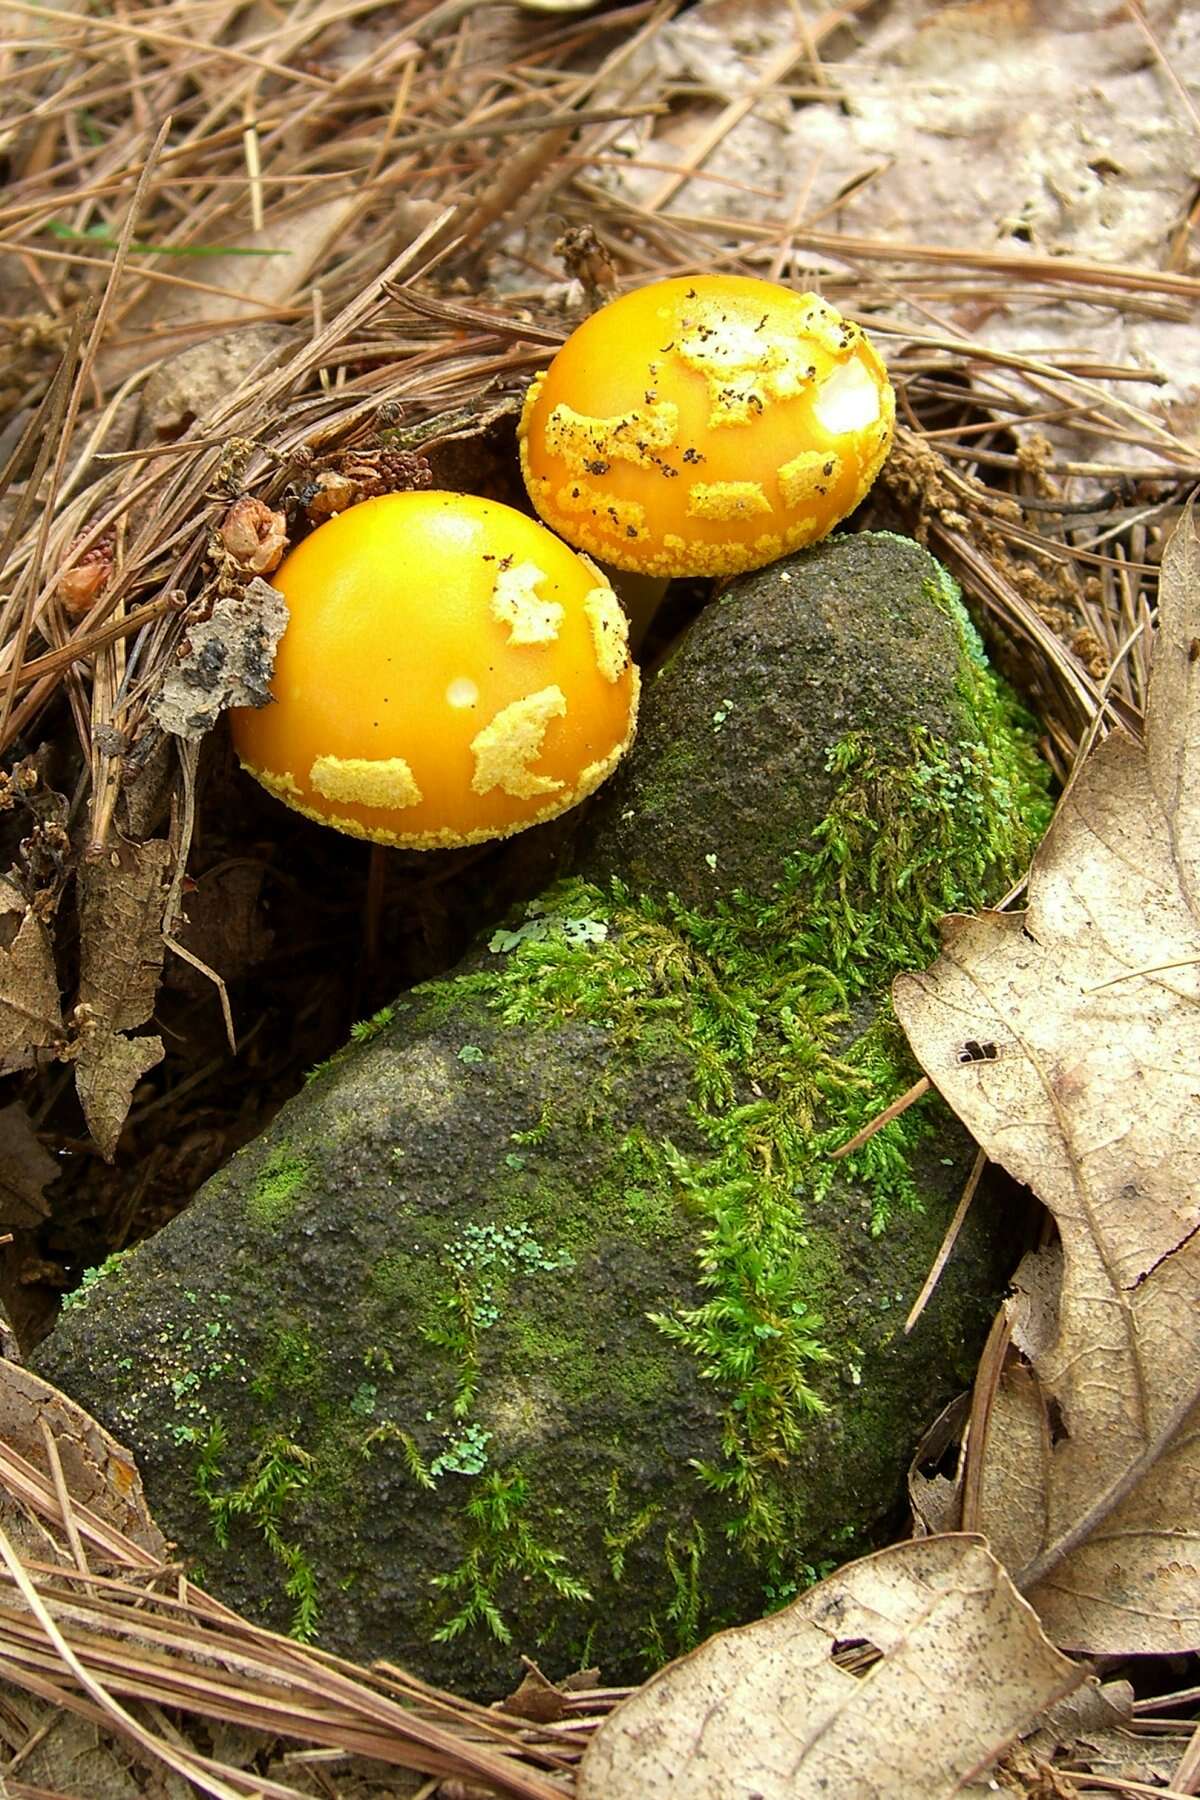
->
[36,533,1050,1694]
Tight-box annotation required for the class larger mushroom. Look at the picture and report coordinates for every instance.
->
[230,490,639,848]
[518,273,895,581]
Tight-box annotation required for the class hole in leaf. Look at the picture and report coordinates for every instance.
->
[1047,1395,1069,1446]
[831,1637,882,1677]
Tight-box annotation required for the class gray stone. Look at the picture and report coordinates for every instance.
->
[36,534,1048,1695]
[583,530,980,908]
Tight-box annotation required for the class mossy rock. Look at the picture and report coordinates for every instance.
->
[36,534,1050,1694]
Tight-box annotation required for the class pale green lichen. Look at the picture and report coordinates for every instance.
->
[423,1221,575,1420]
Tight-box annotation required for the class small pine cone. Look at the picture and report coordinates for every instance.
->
[375,449,433,491]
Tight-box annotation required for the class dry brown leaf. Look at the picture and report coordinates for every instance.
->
[0,891,64,1075]
[893,507,1200,1655]
[165,862,270,998]
[498,1659,600,1724]
[73,840,171,1156]
[1014,1677,1176,1792]
[0,1101,57,1228]
[74,1030,164,1162]
[78,841,172,1034]
[0,1357,166,1557]
[577,1536,1082,1800]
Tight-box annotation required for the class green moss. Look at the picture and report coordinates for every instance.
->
[196,1421,319,1641]
[61,1248,135,1312]
[423,632,1047,1580]
[246,1151,310,1229]
[370,1250,421,1307]
[250,1327,321,1405]
[188,1314,400,1638]
[305,1003,400,1085]
[494,1125,689,1260]
[423,1220,575,1420]
[320,583,1052,1649]
[431,1467,591,1645]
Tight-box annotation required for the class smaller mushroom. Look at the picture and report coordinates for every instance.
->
[229,491,639,849]
[518,273,895,583]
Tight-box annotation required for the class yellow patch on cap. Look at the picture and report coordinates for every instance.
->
[490,560,563,646]
[243,762,301,800]
[779,449,842,511]
[310,753,423,811]
[686,480,771,521]
[471,686,566,800]
[582,582,630,683]
[797,296,863,358]
[554,483,647,540]
[674,297,816,429]
[544,400,679,474]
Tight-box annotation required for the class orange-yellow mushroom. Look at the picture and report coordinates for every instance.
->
[518,274,895,580]
[230,491,639,849]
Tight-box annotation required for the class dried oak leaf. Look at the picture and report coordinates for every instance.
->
[498,1658,599,1724]
[0,1101,57,1227]
[0,879,63,1075]
[893,507,1200,1655]
[577,1536,1081,1800]
[74,841,171,1158]
[74,1029,164,1162]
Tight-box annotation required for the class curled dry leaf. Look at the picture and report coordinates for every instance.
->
[0,1357,166,1559]
[893,507,1200,1655]
[498,1658,603,1725]
[56,533,115,617]
[577,1536,1082,1800]
[1013,1677,1178,1793]
[218,497,288,576]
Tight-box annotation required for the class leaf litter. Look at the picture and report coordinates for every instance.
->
[577,1535,1083,1799]
[894,506,1200,1657]
[3,0,1200,1792]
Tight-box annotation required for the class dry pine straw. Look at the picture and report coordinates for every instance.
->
[0,1402,598,1800]
[3,1,1200,1795]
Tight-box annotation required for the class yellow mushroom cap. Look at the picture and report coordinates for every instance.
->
[229,491,639,849]
[518,274,895,580]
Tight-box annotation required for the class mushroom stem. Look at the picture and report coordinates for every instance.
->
[365,842,388,966]
[597,566,669,654]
